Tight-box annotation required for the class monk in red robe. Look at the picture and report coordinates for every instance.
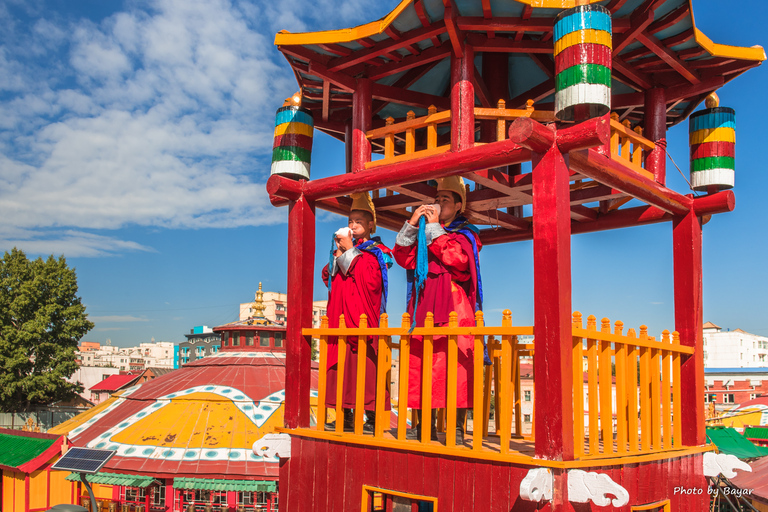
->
[322,192,392,433]
[393,176,482,444]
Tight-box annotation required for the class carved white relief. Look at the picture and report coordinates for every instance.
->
[703,452,752,478]
[520,468,553,502]
[568,469,630,507]
[253,433,292,459]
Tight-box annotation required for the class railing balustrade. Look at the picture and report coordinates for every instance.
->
[306,310,692,460]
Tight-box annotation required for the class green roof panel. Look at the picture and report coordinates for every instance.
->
[173,477,276,492]
[744,427,768,440]
[0,432,58,469]
[706,426,768,459]
[65,472,157,488]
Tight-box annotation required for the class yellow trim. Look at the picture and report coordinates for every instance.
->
[361,485,438,512]
[282,427,714,469]
[516,0,603,6]
[554,29,612,56]
[689,127,736,145]
[274,122,313,137]
[690,0,765,62]
[632,500,670,511]
[274,0,413,46]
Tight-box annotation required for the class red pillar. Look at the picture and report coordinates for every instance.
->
[285,195,316,428]
[345,121,353,174]
[644,86,667,184]
[450,46,475,152]
[673,209,705,446]
[531,138,575,463]
[352,78,372,172]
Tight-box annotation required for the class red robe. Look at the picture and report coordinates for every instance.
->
[322,242,391,411]
[394,228,481,408]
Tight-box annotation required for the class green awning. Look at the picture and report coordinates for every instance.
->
[744,426,768,440]
[706,426,768,459]
[173,477,276,492]
[65,472,158,488]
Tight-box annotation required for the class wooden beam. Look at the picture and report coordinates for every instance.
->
[371,82,451,110]
[466,33,553,54]
[269,139,531,203]
[472,65,492,108]
[570,204,598,222]
[444,2,465,58]
[307,61,356,92]
[321,81,330,122]
[466,208,530,231]
[613,57,654,90]
[327,22,446,72]
[636,32,700,84]
[457,16,552,32]
[569,149,691,215]
[613,4,655,54]
[605,0,630,14]
[508,79,555,109]
[368,44,452,80]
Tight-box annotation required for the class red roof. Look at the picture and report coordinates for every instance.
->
[730,454,768,503]
[735,396,768,409]
[90,374,139,391]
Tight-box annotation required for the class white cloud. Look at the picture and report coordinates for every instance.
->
[0,0,393,256]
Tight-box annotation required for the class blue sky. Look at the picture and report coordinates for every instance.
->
[1,0,766,347]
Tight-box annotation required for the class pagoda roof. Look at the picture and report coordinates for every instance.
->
[56,351,320,480]
[274,0,764,135]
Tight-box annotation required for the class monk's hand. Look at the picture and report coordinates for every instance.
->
[408,205,429,226]
[425,204,440,224]
[335,232,354,253]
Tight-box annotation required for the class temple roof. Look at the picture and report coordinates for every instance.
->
[56,351,319,480]
[274,0,764,137]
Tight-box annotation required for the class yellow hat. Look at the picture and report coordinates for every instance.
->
[436,176,466,213]
[350,192,377,233]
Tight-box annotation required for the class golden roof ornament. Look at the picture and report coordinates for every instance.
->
[251,282,266,318]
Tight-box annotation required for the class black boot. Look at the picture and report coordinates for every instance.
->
[455,408,467,445]
[363,412,375,434]
[325,408,354,432]
[406,410,438,441]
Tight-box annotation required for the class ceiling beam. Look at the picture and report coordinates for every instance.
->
[326,22,446,72]
[368,44,452,80]
[636,32,700,84]
[466,33,553,54]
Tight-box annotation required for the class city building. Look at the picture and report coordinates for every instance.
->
[76,340,175,371]
[177,325,220,366]
[239,282,327,327]
[88,374,140,405]
[703,322,768,368]
[704,368,768,407]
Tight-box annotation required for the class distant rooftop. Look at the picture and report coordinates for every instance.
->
[704,368,768,374]
[703,321,721,329]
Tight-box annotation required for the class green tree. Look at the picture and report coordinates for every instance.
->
[0,248,94,413]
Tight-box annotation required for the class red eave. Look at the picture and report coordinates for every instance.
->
[90,374,139,391]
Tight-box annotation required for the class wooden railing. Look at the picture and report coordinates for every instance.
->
[364,101,556,170]
[572,312,693,460]
[306,311,692,460]
[309,310,533,450]
[609,112,656,180]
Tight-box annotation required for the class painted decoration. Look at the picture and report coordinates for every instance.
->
[253,433,292,459]
[271,105,314,180]
[567,469,630,507]
[689,107,735,191]
[520,468,553,502]
[554,4,612,122]
[703,452,752,478]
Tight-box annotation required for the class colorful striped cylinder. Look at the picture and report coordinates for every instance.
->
[554,4,612,122]
[689,107,735,191]
[271,105,314,180]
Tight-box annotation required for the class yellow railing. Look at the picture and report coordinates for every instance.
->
[306,310,692,460]
[609,112,656,180]
[309,310,533,451]
[572,312,692,460]
[364,100,556,170]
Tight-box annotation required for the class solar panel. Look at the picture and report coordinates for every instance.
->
[52,447,116,474]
